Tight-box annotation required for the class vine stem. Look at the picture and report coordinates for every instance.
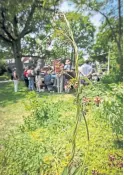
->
[62,13,81,174]
[57,12,90,174]
[82,104,90,141]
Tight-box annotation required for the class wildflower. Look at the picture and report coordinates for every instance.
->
[82,97,90,104]
[94,96,101,106]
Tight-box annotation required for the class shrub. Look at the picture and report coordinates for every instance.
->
[78,82,123,136]
[101,83,123,136]
[0,60,6,76]
[0,74,10,81]
[101,71,122,84]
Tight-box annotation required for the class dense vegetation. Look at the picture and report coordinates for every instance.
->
[0,79,122,175]
[0,0,123,174]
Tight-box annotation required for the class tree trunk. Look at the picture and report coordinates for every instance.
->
[12,39,23,78]
[117,43,123,76]
[118,0,122,46]
[117,0,123,76]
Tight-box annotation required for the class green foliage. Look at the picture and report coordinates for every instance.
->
[101,83,123,135]
[0,74,10,81]
[0,0,59,65]
[50,39,71,60]
[0,60,6,75]
[0,93,76,175]
[66,12,95,49]
[21,92,65,131]
[0,88,122,175]
[0,132,43,175]
[79,82,123,136]
[101,71,122,84]
[52,12,95,63]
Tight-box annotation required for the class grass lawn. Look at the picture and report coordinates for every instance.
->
[0,81,29,141]
[0,81,73,141]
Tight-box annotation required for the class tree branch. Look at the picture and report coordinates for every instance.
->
[118,0,122,44]
[12,15,19,38]
[19,0,59,39]
[89,6,121,51]
[1,9,15,41]
[0,33,12,43]
[19,2,36,38]
[24,29,33,36]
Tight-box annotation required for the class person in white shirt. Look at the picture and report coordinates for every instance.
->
[12,68,19,92]
[79,60,92,79]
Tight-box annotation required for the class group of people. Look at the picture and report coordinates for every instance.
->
[11,59,96,93]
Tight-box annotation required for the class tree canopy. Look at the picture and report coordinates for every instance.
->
[0,0,59,76]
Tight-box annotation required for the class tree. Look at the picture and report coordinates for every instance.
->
[52,11,95,65]
[0,0,59,77]
[72,0,123,75]
[50,39,71,60]
[89,15,122,73]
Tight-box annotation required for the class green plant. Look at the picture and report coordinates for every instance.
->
[101,71,122,84]
[0,60,6,76]
[0,89,122,175]
[101,83,123,136]
[21,93,64,131]
[0,75,9,81]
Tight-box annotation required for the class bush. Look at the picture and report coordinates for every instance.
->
[101,83,123,135]
[78,82,123,136]
[0,60,6,76]
[101,71,122,84]
[0,74,10,81]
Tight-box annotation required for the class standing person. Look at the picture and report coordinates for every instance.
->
[44,69,52,91]
[64,59,72,92]
[64,59,71,71]
[56,63,64,93]
[79,60,92,85]
[35,69,42,92]
[12,68,19,92]
[27,67,35,90]
[53,60,64,93]
[79,60,92,78]
[23,67,29,88]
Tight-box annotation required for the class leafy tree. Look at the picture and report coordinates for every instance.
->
[51,40,71,59]
[0,0,59,77]
[52,11,95,65]
[90,16,122,77]
[72,0,123,75]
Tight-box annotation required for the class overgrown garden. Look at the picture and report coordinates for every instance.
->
[0,0,123,175]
